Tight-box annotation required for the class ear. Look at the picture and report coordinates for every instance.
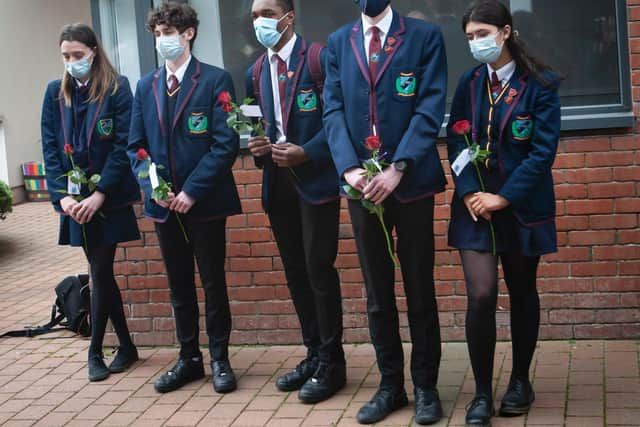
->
[184,27,195,41]
[502,24,512,41]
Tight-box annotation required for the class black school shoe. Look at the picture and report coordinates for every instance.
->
[499,378,535,416]
[154,357,205,393]
[356,387,409,424]
[108,346,139,373]
[276,356,318,392]
[211,360,237,393]
[414,387,443,425]
[88,354,110,382]
[465,394,494,426]
[298,361,346,403]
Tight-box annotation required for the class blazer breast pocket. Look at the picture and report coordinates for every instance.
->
[294,85,321,115]
[96,117,115,140]
[511,113,534,143]
[390,66,419,102]
[184,107,211,138]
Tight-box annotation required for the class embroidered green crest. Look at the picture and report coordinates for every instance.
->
[188,112,208,134]
[512,115,533,141]
[297,89,318,112]
[97,118,113,137]
[395,73,416,97]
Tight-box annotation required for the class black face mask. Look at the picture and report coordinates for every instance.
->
[353,0,390,18]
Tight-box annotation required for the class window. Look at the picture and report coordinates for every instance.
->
[217,0,632,131]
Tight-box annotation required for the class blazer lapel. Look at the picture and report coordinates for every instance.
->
[349,21,371,87]
[58,96,73,148]
[171,59,201,132]
[282,38,306,132]
[151,67,169,137]
[498,69,527,143]
[469,65,486,144]
[84,97,104,148]
[374,11,405,88]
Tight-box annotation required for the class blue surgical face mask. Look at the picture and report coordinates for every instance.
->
[353,0,390,18]
[156,33,185,61]
[469,32,503,64]
[65,54,93,79]
[254,13,290,49]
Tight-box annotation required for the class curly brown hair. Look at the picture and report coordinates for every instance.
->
[147,2,199,49]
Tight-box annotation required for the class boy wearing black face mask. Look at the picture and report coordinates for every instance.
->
[246,0,345,404]
[323,0,448,424]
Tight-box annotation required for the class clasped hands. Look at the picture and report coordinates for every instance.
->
[60,192,105,225]
[344,166,403,205]
[463,192,509,222]
[247,136,308,167]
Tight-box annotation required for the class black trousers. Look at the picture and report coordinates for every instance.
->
[268,167,344,363]
[348,196,441,389]
[155,213,230,361]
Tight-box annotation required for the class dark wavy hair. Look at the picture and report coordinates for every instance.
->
[147,2,199,49]
[462,0,558,86]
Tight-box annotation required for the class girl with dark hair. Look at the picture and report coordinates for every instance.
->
[446,1,561,425]
[41,23,140,382]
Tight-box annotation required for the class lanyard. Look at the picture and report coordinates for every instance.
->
[484,79,511,169]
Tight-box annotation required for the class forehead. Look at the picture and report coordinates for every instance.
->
[60,40,90,52]
[465,21,499,34]
[251,0,283,14]
[153,23,178,33]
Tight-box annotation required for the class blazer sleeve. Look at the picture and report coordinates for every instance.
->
[301,47,332,167]
[96,77,133,195]
[446,72,481,198]
[392,27,447,166]
[181,71,240,200]
[126,79,153,200]
[323,33,361,178]
[40,82,66,209]
[498,83,561,207]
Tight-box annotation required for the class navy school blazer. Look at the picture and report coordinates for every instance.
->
[41,76,140,213]
[245,36,339,213]
[446,65,561,226]
[127,58,241,222]
[323,10,448,202]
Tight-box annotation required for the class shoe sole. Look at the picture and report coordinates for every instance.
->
[214,381,237,394]
[499,404,532,416]
[154,372,205,393]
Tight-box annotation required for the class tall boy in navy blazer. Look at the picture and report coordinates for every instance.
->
[246,0,345,404]
[323,0,446,424]
[127,2,240,395]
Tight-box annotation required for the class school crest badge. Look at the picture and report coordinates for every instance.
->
[512,115,533,141]
[395,73,416,97]
[297,89,318,112]
[97,118,113,137]
[188,112,208,135]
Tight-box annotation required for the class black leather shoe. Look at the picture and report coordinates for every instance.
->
[414,387,443,425]
[500,378,535,416]
[88,354,110,382]
[212,360,237,394]
[108,346,139,373]
[356,387,409,424]
[298,362,346,403]
[154,357,205,393]
[466,394,494,426]
[276,356,318,392]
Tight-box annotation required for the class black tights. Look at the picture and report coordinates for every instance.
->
[85,244,134,357]
[460,250,540,397]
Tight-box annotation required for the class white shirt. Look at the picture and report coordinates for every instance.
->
[268,34,297,142]
[166,55,192,85]
[488,60,516,88]
[74,78,90,88]
[362,6,393,64]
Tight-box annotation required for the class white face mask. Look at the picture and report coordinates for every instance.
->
[65,53,93,79]
[468,31,503,64]
[156,33,185,61]
[253,13,290,49]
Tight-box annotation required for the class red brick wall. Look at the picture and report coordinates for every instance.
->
[113,4,640,346]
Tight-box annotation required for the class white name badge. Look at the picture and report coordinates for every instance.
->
[451,148,472,177]
[239,104,263,118]
[149,162,160,190]
[67,171,81,195]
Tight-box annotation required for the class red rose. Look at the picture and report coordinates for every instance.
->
[452,120,471,135]
[63,144,73,155]
[137,148,149,161]
[217,91,232,105]
[365,135,381,151]
[222,103,233,113]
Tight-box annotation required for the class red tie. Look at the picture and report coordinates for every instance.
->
[276,55,288,123]
[368,26,381,82]
[168,74,179,94]
[490,71,502,98]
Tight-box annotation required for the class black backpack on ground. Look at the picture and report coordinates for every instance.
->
[1,275,91,338]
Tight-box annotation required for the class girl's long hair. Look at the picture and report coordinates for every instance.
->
[59,23,119,106]
[462,0,558,86]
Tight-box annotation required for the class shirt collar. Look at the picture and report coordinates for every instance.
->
[74,78,90,88]
[268,34,298,63]
[166,54,192,84]
[361,7,393,36]
[488,60,516,85]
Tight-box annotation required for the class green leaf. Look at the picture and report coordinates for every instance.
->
[90,174,101,184]
[361,199,376,212]
[156,164,165,170]
[242,97,254,105]
[54,189,68,194]
[138,170,149,179]
[343,185,361,199]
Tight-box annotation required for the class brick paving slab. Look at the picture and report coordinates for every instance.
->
[0,203,638,425]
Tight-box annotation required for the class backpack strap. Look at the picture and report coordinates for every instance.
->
[307,42,325,101]
[251,53,267,105]
[0,305,66,338]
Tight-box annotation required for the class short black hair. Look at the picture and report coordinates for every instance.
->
[276,0,294,13]
[147,2,199,49]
